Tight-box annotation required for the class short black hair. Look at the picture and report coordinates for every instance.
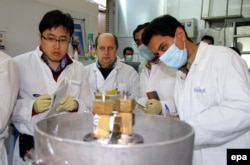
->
[201,35,214,45]
[95,33,119,50]
[133,22,150,42]
[39,10,74,37]
[123,47,134,55]
[142,14,189,46]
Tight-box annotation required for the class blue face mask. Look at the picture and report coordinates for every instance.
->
[159,44,187,69]
[138,44,155,61]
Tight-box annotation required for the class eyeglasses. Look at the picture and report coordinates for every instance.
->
[41,35,69,44]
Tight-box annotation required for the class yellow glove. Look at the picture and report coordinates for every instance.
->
[56,95,78,112]
[143,99,162,115]
[33,94,51,113]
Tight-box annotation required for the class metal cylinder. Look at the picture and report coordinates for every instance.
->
[34,113,194,165]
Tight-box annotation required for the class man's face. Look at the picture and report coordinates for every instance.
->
[125,50,133,56]
[40,26,70,63]
[96,34,117,68]
[147,35,175,56]
[124,50,133,61]
[147,32,184,56]
[134,28,144,47]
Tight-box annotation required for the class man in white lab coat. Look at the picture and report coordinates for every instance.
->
[142,14,250,165]
[12,10,94,165]
[134,23,177,115]
[0,51,19,165]
[85,33,140,99]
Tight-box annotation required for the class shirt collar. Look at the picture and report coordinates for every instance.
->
[41,53,73,73]
[96,58,117,69]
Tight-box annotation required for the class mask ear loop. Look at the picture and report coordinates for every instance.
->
[175,29,186,50]
[174,33,176,45]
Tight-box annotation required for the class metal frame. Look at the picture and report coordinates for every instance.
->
[201,0,243,28]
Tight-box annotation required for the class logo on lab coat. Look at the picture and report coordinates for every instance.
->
[193,87,206,93]
[70,80,81,87]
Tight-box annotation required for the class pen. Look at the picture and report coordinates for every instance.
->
[33,94,40,97]
[164,104,170,114]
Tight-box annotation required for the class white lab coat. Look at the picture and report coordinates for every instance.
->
[0,51,19,165]
[85,61,140,99]
[12,47,94,165]
[175,42,250,165]
[139,66,150,98]
[138,62,177,114]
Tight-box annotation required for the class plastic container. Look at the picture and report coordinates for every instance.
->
[33,113,194,165]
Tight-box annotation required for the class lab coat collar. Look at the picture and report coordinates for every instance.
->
[193,42,209,65]
[93,59,123,72]
[36,46,73,73]
[188,42,210,72]
[36,46,43,57]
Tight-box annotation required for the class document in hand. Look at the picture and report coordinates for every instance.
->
[46,80,69,117]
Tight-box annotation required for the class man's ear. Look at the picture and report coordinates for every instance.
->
[175,27,186,41]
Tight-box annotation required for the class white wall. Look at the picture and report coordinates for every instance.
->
[0,0,99,57]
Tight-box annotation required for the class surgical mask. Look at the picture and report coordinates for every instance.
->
[125,55,133,62]
[160,43,187,69]
[138,44,155,61]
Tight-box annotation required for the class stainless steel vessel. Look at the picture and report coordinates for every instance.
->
[34,112,194,165]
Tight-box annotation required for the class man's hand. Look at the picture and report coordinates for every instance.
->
[56,95,78,112]
[33,94,51,113]
[143,99,162,115]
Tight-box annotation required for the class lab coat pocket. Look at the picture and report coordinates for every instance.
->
[68,80,81,96]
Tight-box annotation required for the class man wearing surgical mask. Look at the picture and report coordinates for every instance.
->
[134,22,178,116]
[142,14,250,165]
[123,47,134,62]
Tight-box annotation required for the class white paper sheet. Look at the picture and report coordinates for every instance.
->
[46,80,68,117]
[136,97,147,107]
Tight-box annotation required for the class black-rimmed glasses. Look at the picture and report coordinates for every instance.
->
[41,35,69,44]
